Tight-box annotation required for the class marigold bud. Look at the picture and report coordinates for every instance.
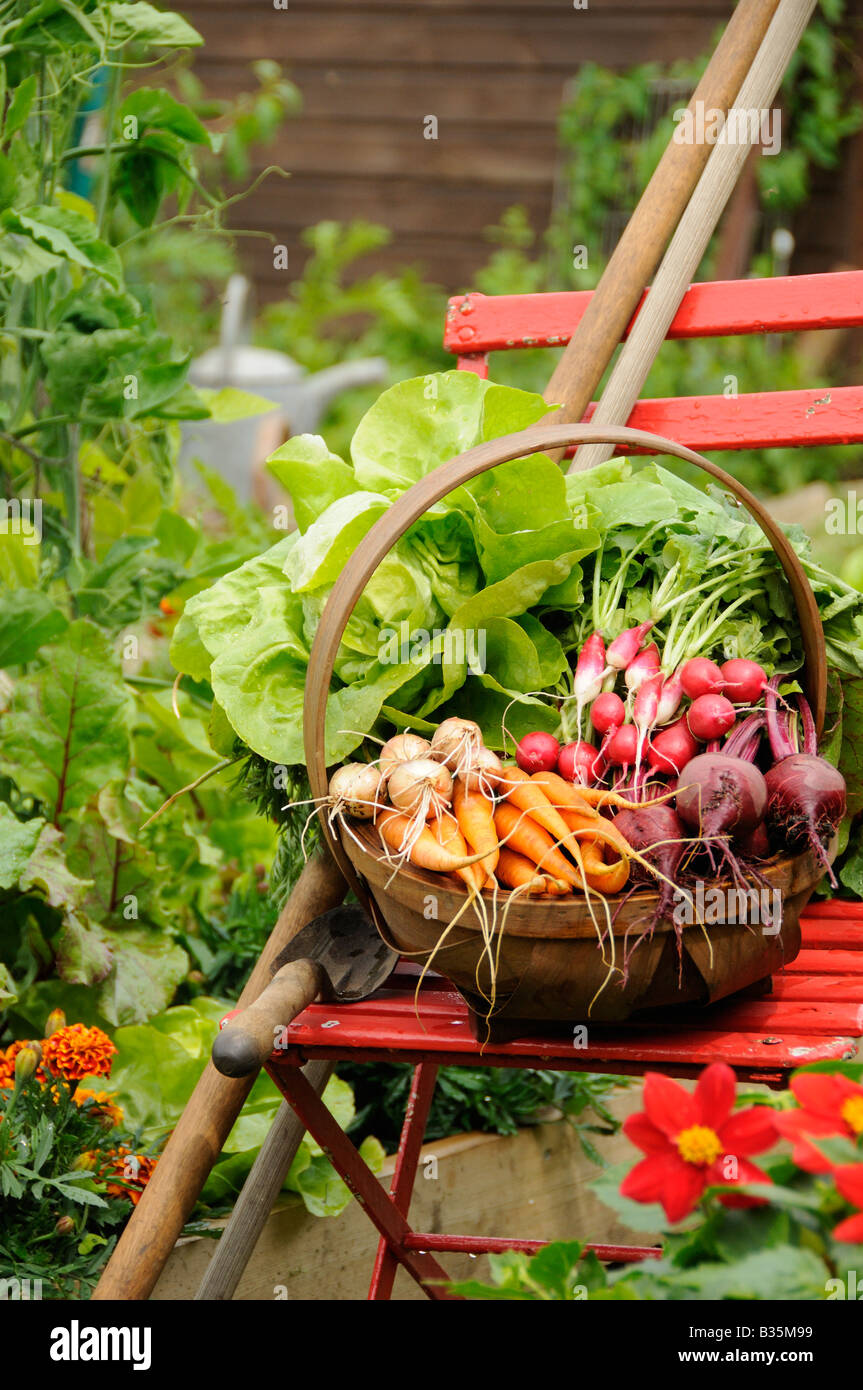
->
[45,1009,67,1037]
[14,1044,41,1083]
[55,1215,75,1237]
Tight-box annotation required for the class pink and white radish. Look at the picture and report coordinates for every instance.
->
[655,668,684,726]
[606,620,654,671]
[571,632,607,739]
[624,642,660,696]
[591,691,625,736]
[647,718,699,775]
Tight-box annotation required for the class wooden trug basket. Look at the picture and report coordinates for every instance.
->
[303,423,830,1028]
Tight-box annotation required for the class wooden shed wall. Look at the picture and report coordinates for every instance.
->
[178,0,861,298]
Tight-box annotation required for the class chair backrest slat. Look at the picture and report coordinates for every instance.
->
[444,271,863,357]
[444,270,863,451]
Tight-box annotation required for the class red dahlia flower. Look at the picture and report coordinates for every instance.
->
[620,1063,777,1222]
[771,1072,863,1174]
[831,1164,863,1244]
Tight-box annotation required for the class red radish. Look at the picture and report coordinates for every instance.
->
[624,643,660,694]
[675,754,768,839]
[516,731,560,774]
[680,657,725,700]
[591,691,625,736]
[687,693,736,741]
[558,740,603,784]
[606,723,638,767]
[721,658,767,705]
[606,620,654,671]
[648,718,699,775]
[655,668,684,725]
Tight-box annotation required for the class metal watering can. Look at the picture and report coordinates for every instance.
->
[181,274,387,502]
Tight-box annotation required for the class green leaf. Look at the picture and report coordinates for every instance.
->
[0,804,91,912]
[198,385,278,422]
[55,913,114,986]
[0,619,134,823]
[4,74,37,138]
[96,927,188,1026]
[267,434,356,532]
[0,588,68,666]
[1,206,122,285]
[119,87,212,146]
[106,2,203,48]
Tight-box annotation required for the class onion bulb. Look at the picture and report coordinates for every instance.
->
[429,717,484,778]
[462,746,503,792]
[327,763,383,820]
[379,732,432,783]
[388,758,453,819]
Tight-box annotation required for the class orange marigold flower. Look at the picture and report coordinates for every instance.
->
[100,1146,157,1206]
[74,1089,124,1129]
[42,1024,117,1081]
[1,1040,47,1086]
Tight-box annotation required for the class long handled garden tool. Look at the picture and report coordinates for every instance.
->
[570,0,818,474]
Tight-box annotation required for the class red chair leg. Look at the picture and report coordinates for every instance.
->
[267,1061,458,1300]
[368,1063,439,1300]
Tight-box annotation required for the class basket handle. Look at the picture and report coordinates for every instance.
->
[303,422,827,894]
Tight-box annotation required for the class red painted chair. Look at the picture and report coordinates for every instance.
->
[262,273,863,1299]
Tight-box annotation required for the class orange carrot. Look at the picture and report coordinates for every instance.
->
[376,809,479,892]
[493,802,583,890]
[530,770,634,859]
[530,770,601,818]
[452,777,499,886]
[430,811,484,893]
[495,848,569,897]
[498,766,586,852]
[579,838,629,894]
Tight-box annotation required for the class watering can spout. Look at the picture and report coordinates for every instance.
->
[303,358,388,411]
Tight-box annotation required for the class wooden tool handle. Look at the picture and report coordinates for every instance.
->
[543,0,781,432]
[212,959,327,1078]
[303,421,828,891]
[92,849,347,1302]
[194,1062,334,1302]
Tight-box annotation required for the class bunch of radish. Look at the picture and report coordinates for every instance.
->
[514,624,846,890]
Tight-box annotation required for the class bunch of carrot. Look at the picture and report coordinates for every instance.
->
[333,718,636,901]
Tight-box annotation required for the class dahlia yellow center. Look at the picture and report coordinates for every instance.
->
[676,1124,723,1166]
[840,1094,863,1135]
